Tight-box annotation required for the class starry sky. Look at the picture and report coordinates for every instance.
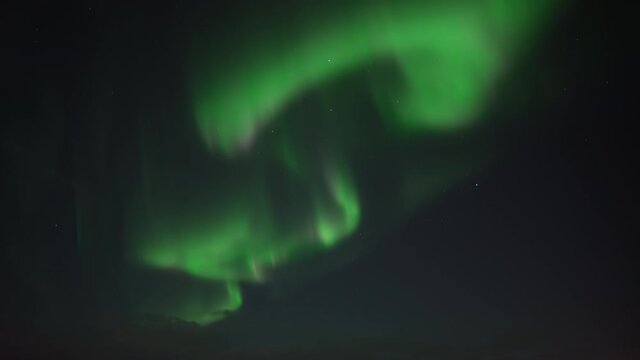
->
[2,1,638,359]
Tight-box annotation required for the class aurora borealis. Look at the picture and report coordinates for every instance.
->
[6,0,638,358]
[192,1,554,154]
[122,0,558,324]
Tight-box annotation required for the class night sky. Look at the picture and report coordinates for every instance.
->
[2,1,638,359]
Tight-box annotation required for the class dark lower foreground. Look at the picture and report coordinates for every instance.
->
[3,341,637,360]
[2,320,637,360]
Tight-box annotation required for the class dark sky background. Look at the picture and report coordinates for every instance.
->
[2,1,638,359]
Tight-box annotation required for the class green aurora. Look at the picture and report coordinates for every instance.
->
[93,0,559,324]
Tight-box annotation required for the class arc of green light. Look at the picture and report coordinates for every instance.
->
[192,0,555,156]
[131,0,556,325]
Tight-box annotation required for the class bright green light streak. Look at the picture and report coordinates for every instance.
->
[315,164,360,246]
